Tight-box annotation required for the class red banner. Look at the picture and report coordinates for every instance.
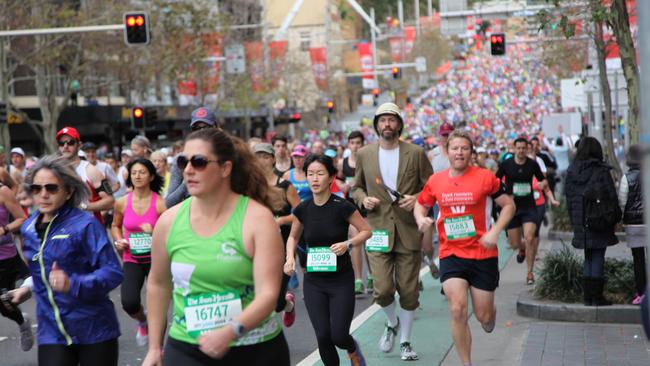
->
[246,41,265,92]
[309,47,328,91]
[270,40,288,88]
[357,42,374,80]
[176,33,223,96]
[404,26,416,59]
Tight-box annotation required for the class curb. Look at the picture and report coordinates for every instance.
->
[516,290,641,324]
[547,230,626,242]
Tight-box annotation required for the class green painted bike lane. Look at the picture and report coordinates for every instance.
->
[310,233,512,366]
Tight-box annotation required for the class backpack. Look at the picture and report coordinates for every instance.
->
[583,167,622,232]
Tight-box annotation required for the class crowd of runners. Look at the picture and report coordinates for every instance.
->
[0,100,646,366]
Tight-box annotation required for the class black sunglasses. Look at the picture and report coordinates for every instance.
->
[29,184,61,195]
[57,140,77,147]
[177,155,218,171]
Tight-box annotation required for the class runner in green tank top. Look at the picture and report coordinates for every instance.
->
[143,129,289,366]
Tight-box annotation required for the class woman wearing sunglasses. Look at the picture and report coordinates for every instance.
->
[8,155,123,366]
[284,154,372,366]
[111,158,166,347]
[143,129,289,366]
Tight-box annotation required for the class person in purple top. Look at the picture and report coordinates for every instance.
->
[0,182,29,350]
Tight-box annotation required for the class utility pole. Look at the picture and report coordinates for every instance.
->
[637,0,650,324]
[262,0,274,132]
[399,0,405,62]
[370,8,378,90]
[415,0,421,37]
[0,38,9,153]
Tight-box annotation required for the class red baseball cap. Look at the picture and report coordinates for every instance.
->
[438,122,455,136]
[56,127,81,141]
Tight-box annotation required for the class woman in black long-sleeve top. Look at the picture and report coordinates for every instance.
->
[565,137,618,306]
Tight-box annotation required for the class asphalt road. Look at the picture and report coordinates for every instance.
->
[0,269,375,366]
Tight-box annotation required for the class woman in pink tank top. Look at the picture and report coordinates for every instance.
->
[111,158,166,347]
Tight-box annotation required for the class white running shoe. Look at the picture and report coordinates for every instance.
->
[400,342,419,361]
[19,315,34,351]
[136,323,148,346]
[378,319,400,353]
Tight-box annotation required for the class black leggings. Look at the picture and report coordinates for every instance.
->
[303,270,356,366]
[121,262,150,315]
[584,248,606,278]
[632,247,647,295]
[38,338,118,366]
[0,254,26,325]
[163,334,290,366]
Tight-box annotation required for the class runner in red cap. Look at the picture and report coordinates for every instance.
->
[56,127,115,222]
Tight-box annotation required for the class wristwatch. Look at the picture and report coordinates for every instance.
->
[346,240,354,251]
[228,320,246,339]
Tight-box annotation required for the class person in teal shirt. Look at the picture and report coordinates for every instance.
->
[143,128,289,366]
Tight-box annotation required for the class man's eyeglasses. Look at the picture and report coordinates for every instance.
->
[57,140,77,147]
[176,155,219,171]
[29,184,61,195]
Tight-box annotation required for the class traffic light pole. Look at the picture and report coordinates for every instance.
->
[637,0,650,329]
[0,24,123,37]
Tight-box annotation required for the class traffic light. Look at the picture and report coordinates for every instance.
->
[0,102,6,125]
[326,100,335,114]
[132,106,145,129]
[490,33,505,56]
[372,88,380,106]
[290,112,301,123]
[391,67,401,79]
[145,107,157,126]
[124,12,150,45]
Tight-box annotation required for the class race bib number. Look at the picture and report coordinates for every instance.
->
[366,230,390,252]
[307,247,337,272]
[512,182,532,197]
[129,232,152,255]
[443,215,477,240]
[184,291,243,339]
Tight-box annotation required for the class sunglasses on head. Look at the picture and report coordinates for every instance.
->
[29,184,60,195]
[57,140,77,147]
[176,155,219,170]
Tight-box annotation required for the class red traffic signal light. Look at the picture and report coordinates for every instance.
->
[132,106,145,129]
[490,33,505,56]
[124,12,150,45]
[372,88,380,97]
[326,101,335,113]
[392,67,401,79]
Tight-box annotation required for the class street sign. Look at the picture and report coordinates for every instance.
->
[0,102,6,124]
[362,78,377,90]
[415,57,427,72]
[225,44,246,74]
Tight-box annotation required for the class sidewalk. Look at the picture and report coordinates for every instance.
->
[298,229,650,366]
[441,232,650,366]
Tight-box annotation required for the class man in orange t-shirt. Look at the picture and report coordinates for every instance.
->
[414,131,515,366]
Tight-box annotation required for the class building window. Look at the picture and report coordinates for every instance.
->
[300,31,311,51]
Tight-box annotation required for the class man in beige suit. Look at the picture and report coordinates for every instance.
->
[352,103,433,361]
